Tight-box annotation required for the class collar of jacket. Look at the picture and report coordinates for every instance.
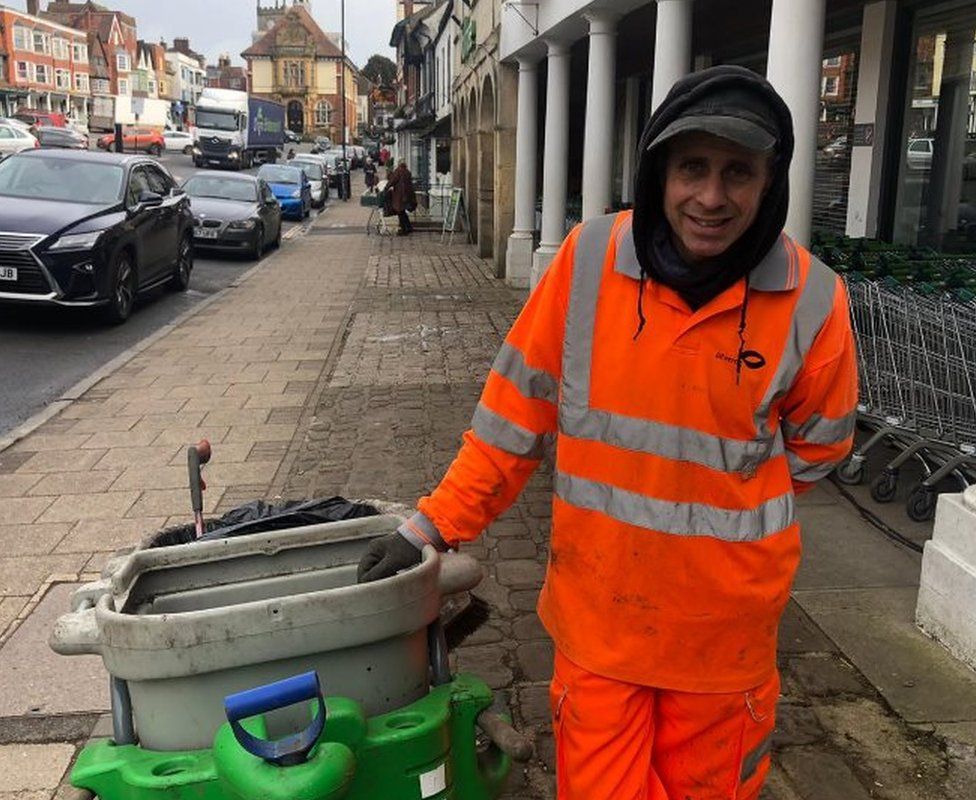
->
[612,216,800,293]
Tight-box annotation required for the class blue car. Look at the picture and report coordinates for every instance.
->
[256,163,311,220]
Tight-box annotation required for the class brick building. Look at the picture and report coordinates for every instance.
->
[206,54,247,91]
[0,4,90,123]
[42,1,138,131]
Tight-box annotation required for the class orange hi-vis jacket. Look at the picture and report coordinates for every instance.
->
[400,211,858,693]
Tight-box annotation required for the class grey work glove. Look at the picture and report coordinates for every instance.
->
[357,532,422,583]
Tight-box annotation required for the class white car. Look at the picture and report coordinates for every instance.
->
[292,158,327,208]
[907,137,933,171]
[0,123,38,159]
[163,130,195,155]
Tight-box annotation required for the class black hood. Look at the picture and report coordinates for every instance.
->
[632,66,794,309]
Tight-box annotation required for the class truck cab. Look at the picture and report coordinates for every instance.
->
[193,89,284,171]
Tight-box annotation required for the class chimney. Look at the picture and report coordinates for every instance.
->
[27,0,40,16]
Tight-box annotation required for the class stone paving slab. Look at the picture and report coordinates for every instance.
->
[794,502,922,591]
[0,743,76,793]
[795,586,976,723]
[0,584,108,718]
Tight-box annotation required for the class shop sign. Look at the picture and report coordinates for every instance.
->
[461,17,476,63]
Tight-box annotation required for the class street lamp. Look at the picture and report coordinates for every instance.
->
[339,0,349,201]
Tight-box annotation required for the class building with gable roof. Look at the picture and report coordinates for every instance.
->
[42,0,137,130]
[243,0,359,140]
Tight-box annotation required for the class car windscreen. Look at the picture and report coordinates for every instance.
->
[296,162,323,180]
[195,110,238,132]
[183,175,257,202]
[258,165,301,185]
[0,157,124,203]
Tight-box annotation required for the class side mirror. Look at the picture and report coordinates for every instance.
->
[137,190,163,208]
[170,186,185,197]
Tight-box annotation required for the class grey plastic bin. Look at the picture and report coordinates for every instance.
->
[49,514,481,751]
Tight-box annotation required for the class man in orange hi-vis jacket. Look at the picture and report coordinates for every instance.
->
[359,65,857,799]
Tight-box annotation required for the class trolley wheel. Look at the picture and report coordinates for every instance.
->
[906,485,938,522]
[870,470,899,503]
[835,459,864,486]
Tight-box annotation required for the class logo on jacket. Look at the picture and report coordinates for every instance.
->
[716,350,767,370]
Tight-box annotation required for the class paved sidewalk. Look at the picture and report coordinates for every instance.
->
[2,185,976,798]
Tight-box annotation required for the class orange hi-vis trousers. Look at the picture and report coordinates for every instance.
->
[549,649,779,800]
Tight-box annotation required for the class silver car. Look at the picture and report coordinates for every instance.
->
[0,122,38,160]
[292,158,328,208]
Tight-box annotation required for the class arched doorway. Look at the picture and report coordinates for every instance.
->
[478,76,496,263]
[287,100,304,134]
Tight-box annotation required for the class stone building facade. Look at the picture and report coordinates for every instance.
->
[244,0,358,141]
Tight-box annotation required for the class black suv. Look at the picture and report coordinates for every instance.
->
[0,150,194,323]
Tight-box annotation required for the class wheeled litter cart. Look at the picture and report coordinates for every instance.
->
[50,514,531,799]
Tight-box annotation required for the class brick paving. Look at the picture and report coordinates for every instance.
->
[1,177,974,797]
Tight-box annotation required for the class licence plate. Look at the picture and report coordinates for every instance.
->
[195,229,219,240]
[0,266,17,281]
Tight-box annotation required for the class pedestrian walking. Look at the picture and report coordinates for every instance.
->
[379,145,390,166]
[387,159,416,236]
[359,65,858,799]
[364,157,378,193]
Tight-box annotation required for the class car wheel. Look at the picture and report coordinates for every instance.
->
[183,144,193,155]
[102,251,136,324]
[169,234,193,291]
[249,224,264,261]
[149,144,162,157]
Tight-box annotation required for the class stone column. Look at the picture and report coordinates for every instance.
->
[766,0,827,246]
[620,76,641,206]
[651,0,694,111]
[532,40,571,287]
[581,11,618,221]
[506,57,539,288]
[846,1,897,238]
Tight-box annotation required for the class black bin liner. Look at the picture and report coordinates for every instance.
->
[147,496,379,548]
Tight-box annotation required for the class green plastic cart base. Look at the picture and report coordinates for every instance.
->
[72,674,510,800]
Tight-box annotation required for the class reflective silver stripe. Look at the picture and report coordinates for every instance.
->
[563,214,776,475]
[560,404,780,474]
[740,732,773,783]
[787,450,841,483]
[754,255,839,438]
[398,511,449,552]
[784,410,856,446]
[472,402,547,459]
[492,342,559,404]
[612,214,642,279]
[555,472,795,541]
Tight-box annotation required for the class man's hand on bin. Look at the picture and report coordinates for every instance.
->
[357,532,423,583]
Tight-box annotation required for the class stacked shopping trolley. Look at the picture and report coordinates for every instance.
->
[812,234,976,521]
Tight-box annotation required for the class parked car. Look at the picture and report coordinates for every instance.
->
[256,163,311,220]
[1,117,35,134]
[311,136,332,153]
[0,150,194,323]
[284,128,301,144]
[291,153,332,201]
[97,128,165,156]
[35,126,88,150]
[0,122,39,159]
[907,137,933,171]
[182,172,283,260]
[13,110,67,130]
[293,160,327,208]
[162,130,195,155]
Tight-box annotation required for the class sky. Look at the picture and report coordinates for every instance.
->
[9,0,396,69]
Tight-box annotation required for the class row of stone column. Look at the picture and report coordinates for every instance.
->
[507,0,829,289]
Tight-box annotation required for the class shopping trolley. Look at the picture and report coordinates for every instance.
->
[835,276,976,520]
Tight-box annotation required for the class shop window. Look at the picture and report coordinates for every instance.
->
[812,51,859,236]
[893,9,976,253]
